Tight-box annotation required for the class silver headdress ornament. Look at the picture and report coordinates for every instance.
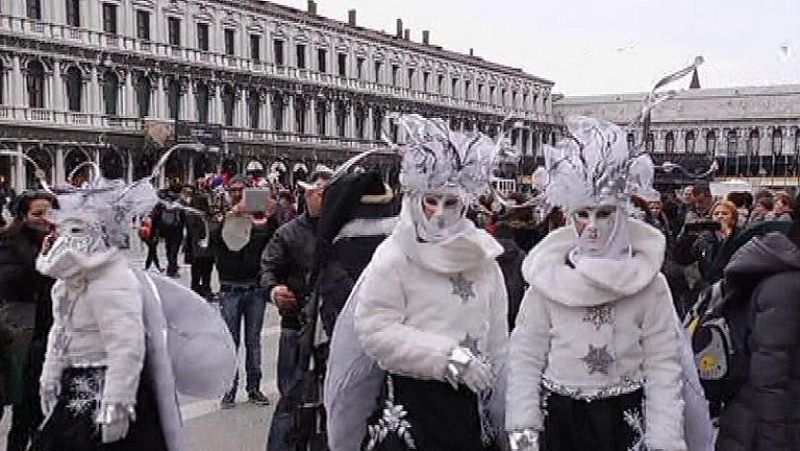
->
[391,113,517,202]
[24,146,191,249]
[537,57,704,211]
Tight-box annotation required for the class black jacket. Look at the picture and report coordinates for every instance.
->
[495,238,526,331]
[0,225,54,335]
[184,213,219,262]
[213,214,277,285]
[260,213,317,330]
[716,231,800,451]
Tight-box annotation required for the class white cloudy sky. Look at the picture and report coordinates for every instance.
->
[268,0,800,96]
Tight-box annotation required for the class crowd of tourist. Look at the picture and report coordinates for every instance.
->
[1,115,800,450]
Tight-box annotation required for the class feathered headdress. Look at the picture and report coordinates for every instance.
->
[537,57,704,210]
[22,146,190,248]
[393,114,515,202]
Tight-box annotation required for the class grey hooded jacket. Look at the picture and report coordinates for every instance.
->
[717,231,800,451]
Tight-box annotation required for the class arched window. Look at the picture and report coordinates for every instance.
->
[102,71,118,116]
[372,109,382,141]
[272,94,284,131]
[627,133,635,151]
[747,129,760,155]
[136,75,151,118]
[354,105,365,140]
[771,128,783,155]
[27,61,45,108]
[665,131,675,154]
[645,133,654,152]
[726,129,738,157]
[685,130,696,153]
[222,86,235,127]
[167,79,181,120]
[65,66,82,112]
[248,89,260,129]
[705,131,716,154]
[316,100,327,136]
[195,82,209,123]
[336,101,346,137]
[294,97,306,134]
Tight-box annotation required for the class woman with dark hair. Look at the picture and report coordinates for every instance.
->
[0,190,56,450]
[772,191,796,222]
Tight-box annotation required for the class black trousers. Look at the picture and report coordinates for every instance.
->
[379,375,491,451]
[144,239,161,271]
[542,389,644,451]
[39,367,167,451]
[164,235,182,277]
[190,258,214,299]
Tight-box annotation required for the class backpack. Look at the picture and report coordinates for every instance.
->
[685,280,750,413]
[139,217,152,239]
[161,208,180,228]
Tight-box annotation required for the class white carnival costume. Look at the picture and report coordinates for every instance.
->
[325,115,511,450]
[506,115,712,451]
[34,162,236,451]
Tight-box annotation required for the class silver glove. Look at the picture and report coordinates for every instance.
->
[40,381,59,418]
[508,429,539,451]
[444,347,494,394]
[95,402,136,444]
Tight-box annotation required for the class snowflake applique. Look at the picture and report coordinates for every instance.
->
[65,370,104,417]
[581,344,614,375]
[449,273,475,303]
[583,305,613,331]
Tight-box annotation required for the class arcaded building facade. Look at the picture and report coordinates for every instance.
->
[0,0,558,190]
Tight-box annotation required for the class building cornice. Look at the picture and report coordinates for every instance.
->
[216,0,554,86]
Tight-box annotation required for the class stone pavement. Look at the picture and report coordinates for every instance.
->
[0,239,282,450]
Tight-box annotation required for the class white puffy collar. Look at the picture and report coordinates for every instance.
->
[522,218,665,307]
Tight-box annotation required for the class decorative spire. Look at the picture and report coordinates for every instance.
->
[690,67,701,89]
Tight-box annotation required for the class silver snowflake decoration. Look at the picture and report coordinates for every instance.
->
[365,377,417,450]
[449,273,476,303]
[581,344,614,375]
[583,305,613,331]
[65,370,105,416]
[623,407,646,451]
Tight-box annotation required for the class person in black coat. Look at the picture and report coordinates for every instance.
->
[715,221,800,450]
[494,223,526,331]
[184,193,219,300]
[0,191,56,450]
[261,170,331,451]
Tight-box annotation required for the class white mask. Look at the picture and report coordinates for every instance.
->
[36,217,109,280]
[569,204,631,262]
[410,193,468,242]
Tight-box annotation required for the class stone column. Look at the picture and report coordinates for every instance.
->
[347,103,355,139]
[52,60,64,111]
[155,75,165,119]
[89,66,100,115]
[55,146,65,186]
[185,79,196,122]
[11,55,22,107]
[213,83,223,124]
[126,150,134,183]
[15,143,25,192]
[307,97,317,137]
[264,91,273,131]
[366,106,374,141]
[286,94,295,133]
[124,69,135,117]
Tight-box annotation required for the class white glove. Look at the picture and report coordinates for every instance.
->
[444,347,494,394]
[40,382,59,418]
[508,429,539,451]
[96,402,136,444]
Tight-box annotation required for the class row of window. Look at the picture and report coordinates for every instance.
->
[626,128,796,155]
[23,1,541,108]
[15,60,389,139]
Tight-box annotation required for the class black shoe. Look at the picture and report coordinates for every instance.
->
[220,390,236,409]
[247,390,270,406]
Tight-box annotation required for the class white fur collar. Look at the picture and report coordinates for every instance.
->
[522,219,665,307]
